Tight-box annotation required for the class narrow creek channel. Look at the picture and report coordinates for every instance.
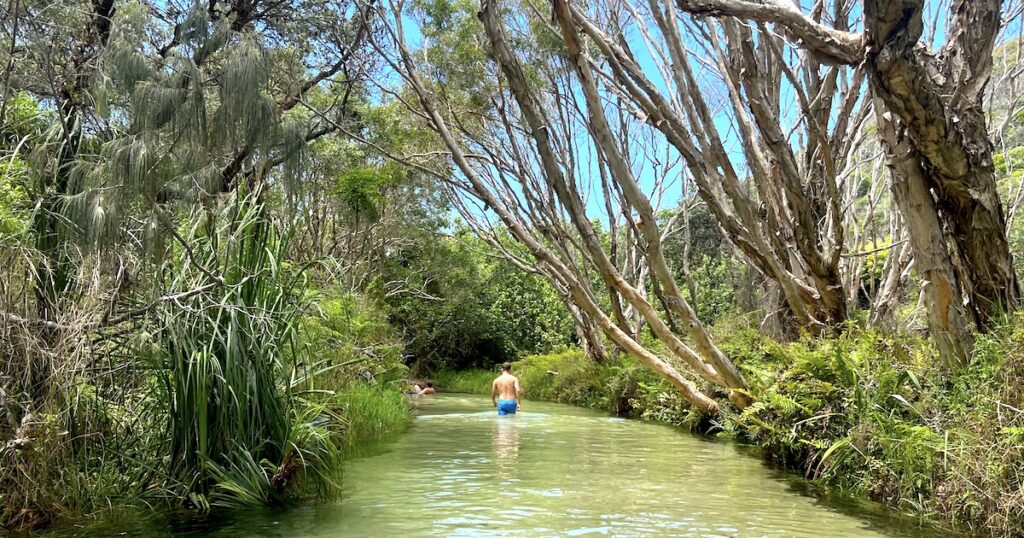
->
[70,393,954,537]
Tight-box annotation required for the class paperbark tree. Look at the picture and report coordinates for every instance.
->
[373,0,751,413]
[544,0,749,392]
[558,1,871,334]
[659,0,1020,366]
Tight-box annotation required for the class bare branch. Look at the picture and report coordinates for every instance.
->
[674,0,863,64]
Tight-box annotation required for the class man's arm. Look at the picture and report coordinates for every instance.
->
[515,378,522,410]
[491,379,498,407]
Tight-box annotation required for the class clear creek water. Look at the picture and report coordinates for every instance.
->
[66,393,953,537]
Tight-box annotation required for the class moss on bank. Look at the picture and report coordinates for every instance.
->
[435,319,1024,537]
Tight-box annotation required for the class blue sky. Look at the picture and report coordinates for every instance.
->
[386,0,1016,229]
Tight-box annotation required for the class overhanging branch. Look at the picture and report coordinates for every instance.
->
[674,0,863,64]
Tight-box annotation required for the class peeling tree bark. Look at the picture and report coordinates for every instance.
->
[564,2,864,334]
[875,111,974,366]
[864,0,1019,333]
[669,0,1020,365]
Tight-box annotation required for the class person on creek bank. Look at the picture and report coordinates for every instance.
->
[491,362,522,416]
[407,381,436,395]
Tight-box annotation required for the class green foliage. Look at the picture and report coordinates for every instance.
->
[485,253,575,356]
[992,145,1024,176]
[411,0,496,114]
[298,293,407,387]
[156,195,303,505]
[433,368,496,394]
[0,93,46,236]
[380,228,574,372]
[0,158,30,236]
[292,291,412,449]
[334,384,411,449]
[380,236,509,370]
[661,204,744,324]
[687,254,741,323]
[1,94,45,174]
[722,322,1024,536]
[662,204,729,263]
[512,351,611,408]
[333,165,403,222]
[153,196,415,511]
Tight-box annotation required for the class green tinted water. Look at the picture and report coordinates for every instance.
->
[69,393,952,537]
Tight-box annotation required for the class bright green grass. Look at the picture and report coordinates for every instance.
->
[336,384,412,448]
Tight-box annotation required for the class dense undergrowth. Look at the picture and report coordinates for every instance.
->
[1,271,412,531]
[435,317,1024,537]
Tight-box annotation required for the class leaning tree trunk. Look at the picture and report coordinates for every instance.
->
[875,113,974,366]
[935,133,1019,330]
[672,0,1020,366]
[864,0,1019,335]
[870,242,913,328]
[573,307,608,364]
[554,281,609,364]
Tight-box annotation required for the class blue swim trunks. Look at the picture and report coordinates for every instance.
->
[497,399,518,416]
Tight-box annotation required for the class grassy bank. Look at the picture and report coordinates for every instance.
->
[435,320,1024,536]
[335,383,412,449]
[7,381,412,534]
[1,289,413,531]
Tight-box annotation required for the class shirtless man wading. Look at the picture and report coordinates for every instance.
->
[491,362,522,416]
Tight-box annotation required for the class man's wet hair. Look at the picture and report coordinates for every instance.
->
[426,382,433,388]
[501,362,512,372]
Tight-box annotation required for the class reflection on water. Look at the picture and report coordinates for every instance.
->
[493,414,521,470]
[58,394,956,537]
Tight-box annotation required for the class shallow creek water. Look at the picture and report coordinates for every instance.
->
[64,393,954,537]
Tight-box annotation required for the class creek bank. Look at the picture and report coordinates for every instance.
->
[6,382,412,536]
[435,319,1024,537]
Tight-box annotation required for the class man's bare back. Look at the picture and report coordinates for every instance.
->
[491,363,522,415]
[492,373,519,399]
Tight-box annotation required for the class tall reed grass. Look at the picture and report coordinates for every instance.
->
[157,195,299,504]
[335,384,411,449]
